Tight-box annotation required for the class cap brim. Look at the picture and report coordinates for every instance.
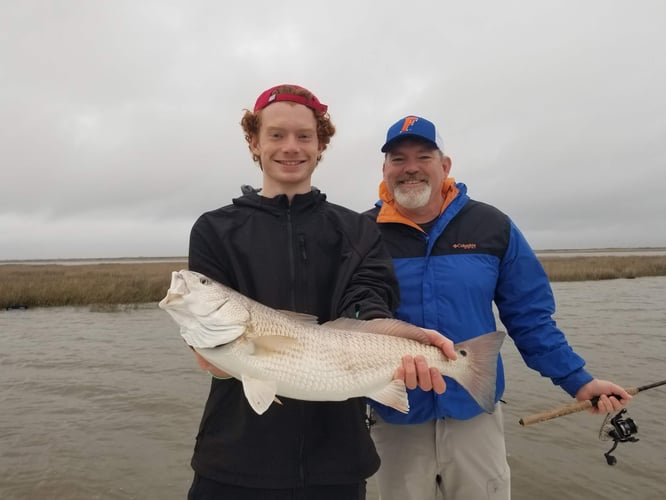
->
[381,134,439,153]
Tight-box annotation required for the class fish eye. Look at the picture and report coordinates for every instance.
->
[459,349,467,357]
[199,278,210,285]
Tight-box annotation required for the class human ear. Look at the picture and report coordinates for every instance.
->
[442,156,452,175]
[249,135,261,156]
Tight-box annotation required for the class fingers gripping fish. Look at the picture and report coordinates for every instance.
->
[159,270,505,416]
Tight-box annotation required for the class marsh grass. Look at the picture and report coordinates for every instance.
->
[1,255,665,309]
[539,255,666,281]
[0,261,185,309]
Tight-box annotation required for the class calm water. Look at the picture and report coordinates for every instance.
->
[1,277,665,500]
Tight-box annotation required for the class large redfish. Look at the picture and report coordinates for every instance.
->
[159,270,504,415]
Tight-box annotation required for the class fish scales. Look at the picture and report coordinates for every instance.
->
[160,270,505,415]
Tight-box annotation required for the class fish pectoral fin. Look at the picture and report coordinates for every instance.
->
[241,374,278,415]
[250,335,299,355]
[368,380,410,414]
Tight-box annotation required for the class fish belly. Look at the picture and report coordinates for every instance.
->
[196,326,450,401]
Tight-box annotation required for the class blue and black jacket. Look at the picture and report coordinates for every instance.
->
[365,178,593,424]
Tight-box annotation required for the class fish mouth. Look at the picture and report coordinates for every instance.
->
[158,271,189,307]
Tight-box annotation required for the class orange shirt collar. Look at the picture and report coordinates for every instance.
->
[377,178,459,230]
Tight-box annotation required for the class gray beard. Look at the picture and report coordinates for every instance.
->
[393,183,432,210]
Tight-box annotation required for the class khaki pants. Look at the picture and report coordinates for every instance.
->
[370,404,510,500]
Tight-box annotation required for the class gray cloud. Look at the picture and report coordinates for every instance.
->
[1,0,664,259]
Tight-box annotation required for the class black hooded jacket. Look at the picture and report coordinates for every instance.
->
[187,188,400,488]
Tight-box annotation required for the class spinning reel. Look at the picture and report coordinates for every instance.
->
[598,408,639,465]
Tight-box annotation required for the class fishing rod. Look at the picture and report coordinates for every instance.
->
[519,380,665,426]
[519,380,665,465]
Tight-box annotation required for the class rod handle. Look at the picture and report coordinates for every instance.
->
[519,386,640,427]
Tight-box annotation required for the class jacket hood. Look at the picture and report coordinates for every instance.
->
[232,188,327,214]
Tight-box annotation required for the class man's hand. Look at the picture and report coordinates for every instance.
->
[575,379,632,414]
[422,328,457,360]
[393,328,456,394]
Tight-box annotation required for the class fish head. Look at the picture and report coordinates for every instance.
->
[159,270,250,348]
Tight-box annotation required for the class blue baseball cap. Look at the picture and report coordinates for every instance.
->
[381,115,444,153]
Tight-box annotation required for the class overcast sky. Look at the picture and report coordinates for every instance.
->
[1,0,665,260]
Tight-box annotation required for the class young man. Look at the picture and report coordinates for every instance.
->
[185,87,453,499]
[365,115,633,500]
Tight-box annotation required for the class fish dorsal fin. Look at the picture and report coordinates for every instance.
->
[250,335,299,355]
[367,379,410,414]
[324,318,430,344]
[241,374,278,415]
[276,310,320,325]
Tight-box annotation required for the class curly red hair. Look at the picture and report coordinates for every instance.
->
[240,85,336,164]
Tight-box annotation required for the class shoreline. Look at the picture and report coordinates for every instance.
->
[2,254,666,309]
[2,247,666,266]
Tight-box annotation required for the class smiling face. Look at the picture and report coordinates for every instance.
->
[383,137,452,222]
[249,101,324,199]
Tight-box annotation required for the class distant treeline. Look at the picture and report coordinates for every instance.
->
[2,256,666,309]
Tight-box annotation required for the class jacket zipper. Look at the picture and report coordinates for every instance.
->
[287,208,306,487]
[298,403,305,487]
[286,209,296,310]
[298,234,308,262]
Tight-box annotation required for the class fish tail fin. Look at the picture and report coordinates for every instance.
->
[451,331,505,413]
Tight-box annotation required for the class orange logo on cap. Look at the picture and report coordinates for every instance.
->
[400,116,419,132]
